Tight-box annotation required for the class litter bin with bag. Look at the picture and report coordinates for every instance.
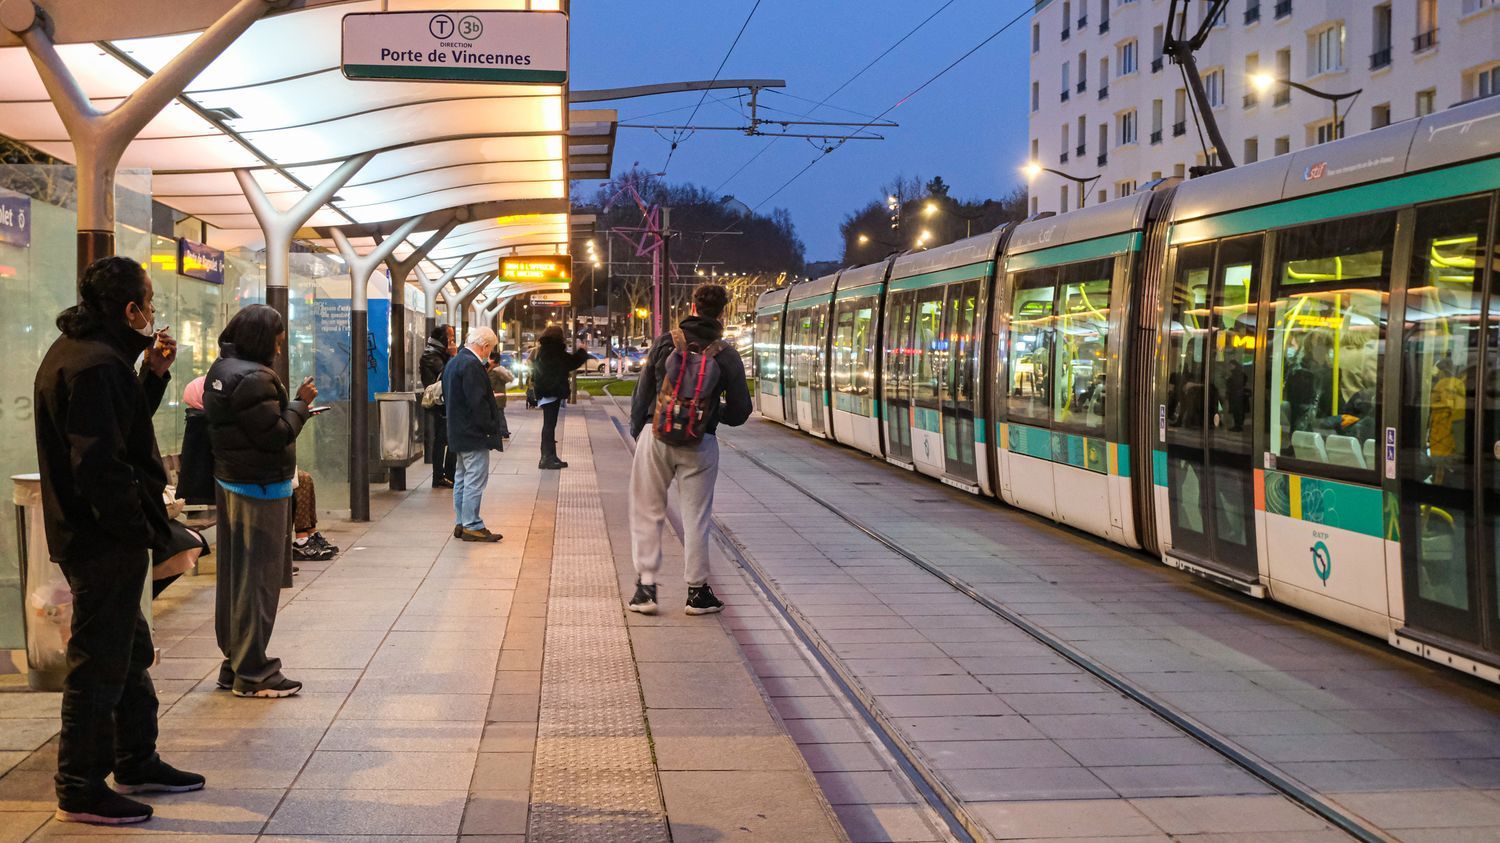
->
[15,473,68,691]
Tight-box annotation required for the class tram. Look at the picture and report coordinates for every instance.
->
[753,93,1500,681]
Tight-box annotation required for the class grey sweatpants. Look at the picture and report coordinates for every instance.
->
[629,430,719,587]
[214,486,293,692]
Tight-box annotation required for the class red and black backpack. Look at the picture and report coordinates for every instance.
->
[652,329,729,447]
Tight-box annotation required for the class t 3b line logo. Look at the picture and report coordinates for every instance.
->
[1311,540,1332,586]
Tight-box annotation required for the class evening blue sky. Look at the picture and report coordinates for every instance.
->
[571,1,1034,261]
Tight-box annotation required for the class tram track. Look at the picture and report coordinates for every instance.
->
[596,385,1387,841]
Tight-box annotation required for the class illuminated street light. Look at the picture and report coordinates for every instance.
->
[1246,73,1362,141]
[857,233,870,244]
[1022,161,1100,210]
[924,202,938,216]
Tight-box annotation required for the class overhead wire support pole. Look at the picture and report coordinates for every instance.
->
[331,217,424,522]
[0,0,280,274]
[1161,0,1235,171]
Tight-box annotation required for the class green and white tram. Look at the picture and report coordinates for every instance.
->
[753,93,1500,681]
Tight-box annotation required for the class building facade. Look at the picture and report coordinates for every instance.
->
[1026,0,1500,216]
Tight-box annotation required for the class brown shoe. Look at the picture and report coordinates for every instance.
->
[459,527,503,543]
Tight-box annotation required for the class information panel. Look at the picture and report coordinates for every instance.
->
[342,10,567,84]
[177,238,224,284]
[0,191,30,248]
[500,255,572,283]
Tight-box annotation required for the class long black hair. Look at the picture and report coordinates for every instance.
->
[56,256,149,338]
[219,304,285,367]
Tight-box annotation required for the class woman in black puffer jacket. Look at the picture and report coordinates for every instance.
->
[203,304,315,699]
[530,325,590,469]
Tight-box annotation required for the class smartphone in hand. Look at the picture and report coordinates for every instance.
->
[308,406,331,416]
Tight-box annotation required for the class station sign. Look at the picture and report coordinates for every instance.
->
[0,191,30,248]
[530,292,571,308]
[342,10,568,84]
[500,255,572,283]
[177,238,225,284]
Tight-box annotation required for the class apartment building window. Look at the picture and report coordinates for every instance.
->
[1098,190,1109,205]
[1117,180,1136,198]
[1204,68,1225,108]
[1274,136,1290,155]
[1077,115,1087,156]
[1060,184,1070,211]
[1078,51,1088,91]
[1032,22,1041,53]
[1244,137,1259,163]
[1371,4,1392,69]
[1414,0,1438,52]
[1032,81,1040,112]
[1118,109,1138,145]
[1371,102,1391,127]
[1477,65,1500,100]
[1151,25,1165,72]
[1118,40,1138,75]
[1463,0,1499,12]
[1099,57,1110,99]
[1309,23,1345,76]
[1098,123,1109,165]
[1151,171,1163,181]
[1207,0,1227,27]
[1313,119,1343,145]
[1151,99,1164,143]
[1031,139,1040,165]
[1119,0,1136,5]
[1173,88,1187,134]
[1099,0,1110,32]
[1173,163,1186,179]
[1416,88,1436,116]
[1274,0,1292,20]
[1062,1,1072,39]
[1030,196,1039,216]
[1274,48,1293,105]
[1061,124,1070,162]
[1245,0,1261,25]
[1062,61,1071,101]
[1244,53,1260,107]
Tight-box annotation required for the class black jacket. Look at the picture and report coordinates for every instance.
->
[630,316,753,438]
[443,348,502,452]
[419,337,448,389]
[203,345,309,485]
[177,408,216,505]
[33,322,173,562]
[532,336,590,400]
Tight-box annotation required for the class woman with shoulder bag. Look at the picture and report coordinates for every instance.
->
[530,326,590,469]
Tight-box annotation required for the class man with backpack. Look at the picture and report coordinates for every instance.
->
[627,284,753,615]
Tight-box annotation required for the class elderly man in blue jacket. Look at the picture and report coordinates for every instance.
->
[442,327,504,542]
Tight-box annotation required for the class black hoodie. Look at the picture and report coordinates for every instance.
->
[630,315,752,439]
[33,321,172,563]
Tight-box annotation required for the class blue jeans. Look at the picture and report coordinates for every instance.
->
[453,449,491,530]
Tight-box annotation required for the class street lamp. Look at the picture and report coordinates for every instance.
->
[1022,161,1100,211]
[1249,73,1362,141]
[857,233,870,244]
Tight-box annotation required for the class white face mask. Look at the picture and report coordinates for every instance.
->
[130,303,156,338]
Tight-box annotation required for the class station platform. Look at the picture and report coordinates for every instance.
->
[0,397,1499,841]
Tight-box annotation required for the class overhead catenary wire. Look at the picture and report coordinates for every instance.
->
[753,1,1038,211]
[663,0,765,173]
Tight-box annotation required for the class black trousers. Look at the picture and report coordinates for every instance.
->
[540,401,561,457]
[55,550,160,807]
[427,408,457,481]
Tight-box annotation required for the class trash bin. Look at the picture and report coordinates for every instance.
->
[375,391,423,468]
[14,473,67,691]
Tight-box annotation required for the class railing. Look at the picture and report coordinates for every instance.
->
[1273,90,1290,107]
[1098,85,1109,100]
[1099,18,1110,33]
[1273,0,1292,19]
[1077,13,1087,27]
[1149,129,1163,144]
[1172,120,1187,136]
[1151,56,1163,73]
[1062,26,1070,41]
[1413,29,1437,52]
[1060,151,1070,164]
[1243,92,1258,108]
[1077,80,1087,93]
[1097,152,1108,167]
[1076,143,1086,157]
[1244,4,1261,23]
[1370,46,1392,69]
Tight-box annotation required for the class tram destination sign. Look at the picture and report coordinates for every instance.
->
[178,238,225,285]
[0,191,30,248]
[342,10,567,84]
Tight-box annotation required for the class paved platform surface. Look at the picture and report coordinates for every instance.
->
[0,405,847,842]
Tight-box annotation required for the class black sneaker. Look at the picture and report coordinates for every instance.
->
[233,677,302,699]
[293,542,334,562]
[309,532,340,554]
[685,584,724,615]
[628,581,658,615]
[114,760,206,795]
[55,791,153,825]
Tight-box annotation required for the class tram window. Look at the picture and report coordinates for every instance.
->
[1165,244,1213,431]
[951,282,979,406]
[1401,198,1493,612]
[1265,213,1395,474]
[850,299,875,397]
[755,314,781,389]
[1053,260,1113,431]
[833,305,856,397]
[1008,269,1057,422]
[912,289,945,404]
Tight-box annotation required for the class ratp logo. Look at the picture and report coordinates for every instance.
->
[1303,162,1327,181]
[1311,540,1332,586]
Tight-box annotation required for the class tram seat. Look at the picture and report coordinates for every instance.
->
[1292,430,1329,463]
[1326,434,1367,470]
[1364,438,1376,469]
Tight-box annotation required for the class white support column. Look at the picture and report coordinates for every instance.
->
[0,0,278,271]
[384,217,460,392]
[419,254,474,325]
[452,272,497,341]
[330,217,424,522]
[236,153,373,386]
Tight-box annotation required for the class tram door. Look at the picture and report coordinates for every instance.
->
[808,304,828,434]
[1399,197,1499,650]
[783,309,800,422]
[1163,236,1262,578]
[884,290,916,462]
[941,281,980,483]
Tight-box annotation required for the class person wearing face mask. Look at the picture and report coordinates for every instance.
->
[203,304,316,700]
[34,256,202,825]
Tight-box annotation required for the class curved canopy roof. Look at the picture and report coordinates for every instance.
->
[0,0,615,285]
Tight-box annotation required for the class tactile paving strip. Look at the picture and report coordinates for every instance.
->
[528,415,669,842]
